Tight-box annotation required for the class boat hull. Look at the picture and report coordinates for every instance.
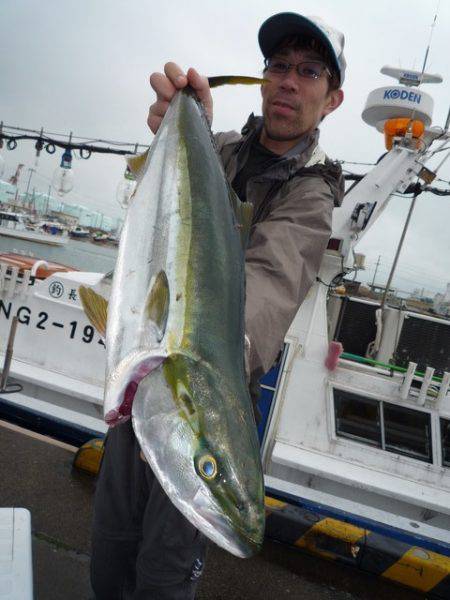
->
[0,227,68,246]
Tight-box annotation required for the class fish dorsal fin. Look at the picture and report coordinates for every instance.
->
[78,286,108,338]
[146,270,170,342]
[126,149,149,179]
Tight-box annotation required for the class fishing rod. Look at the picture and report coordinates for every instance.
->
[0,122,149,158]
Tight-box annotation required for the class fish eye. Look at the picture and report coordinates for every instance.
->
[198,454,218,480]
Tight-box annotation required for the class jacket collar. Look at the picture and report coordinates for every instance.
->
[237,114,320,181]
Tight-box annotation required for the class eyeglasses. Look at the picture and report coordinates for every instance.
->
[264,57,332,80]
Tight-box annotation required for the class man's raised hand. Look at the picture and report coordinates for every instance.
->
[148,63,213,134]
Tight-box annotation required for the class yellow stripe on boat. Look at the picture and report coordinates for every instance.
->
[382,547,450,592]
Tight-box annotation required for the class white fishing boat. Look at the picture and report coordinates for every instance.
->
[0,211,68,246]
[0,66,449,595]
[69,226,90,239]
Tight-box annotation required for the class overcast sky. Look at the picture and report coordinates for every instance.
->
[1,0,449,294]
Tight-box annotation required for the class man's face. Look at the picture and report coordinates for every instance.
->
[260,46,343,153]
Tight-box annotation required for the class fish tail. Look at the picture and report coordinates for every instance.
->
[207,76,267,88]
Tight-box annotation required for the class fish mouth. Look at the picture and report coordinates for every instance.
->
[192,490,264,558]
[199,508,263,557]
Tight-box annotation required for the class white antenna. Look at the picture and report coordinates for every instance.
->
[380,66,442,87]
[380,2,442,88]
[376,1,443,321]
[419,1,440,85]
[404,1,441,134]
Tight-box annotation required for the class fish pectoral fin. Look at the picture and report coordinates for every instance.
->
[145,270,170,342]
[237,199,253,248]
[78,286,108,338]
[126,149,149,179]
[207,76,267,88]
[229,189,253,248]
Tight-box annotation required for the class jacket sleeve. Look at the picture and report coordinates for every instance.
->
[245,176,334,380]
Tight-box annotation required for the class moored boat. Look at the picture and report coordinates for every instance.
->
[0,212,68,246]
[91,232,109,243]
[0,65,449,596]
[0,252,78,279]
[69,226,90,239]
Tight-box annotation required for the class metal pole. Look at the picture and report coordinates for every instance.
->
[24,167,35,206]
[45,185,51,215]
[380,190,421,309]
[371,255,381,289]
[0,316,18,391]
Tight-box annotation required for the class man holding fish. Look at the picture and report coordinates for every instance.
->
[90,11,346,600]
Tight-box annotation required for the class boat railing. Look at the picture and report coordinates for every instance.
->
[0,265,35,298]
[338,352,450,407]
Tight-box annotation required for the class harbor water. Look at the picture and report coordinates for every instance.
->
[0,235,117,273]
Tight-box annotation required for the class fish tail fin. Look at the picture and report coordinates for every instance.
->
[207,76,267,88]
[78,286,108,338]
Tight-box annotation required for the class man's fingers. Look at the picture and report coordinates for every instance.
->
[164,62,188,88]
[149,99,170,118]
[187,67,213,123]
[187,68,210,100]
[149,72,177,102]
[148,63,212,134]
[147,114,163,135]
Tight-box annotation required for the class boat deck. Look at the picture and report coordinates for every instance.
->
[0,420,424,600]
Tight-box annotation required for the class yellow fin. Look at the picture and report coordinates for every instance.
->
[146,271,169,342]
[126,149,149,178]
[230,189,253,248]
[207,76,267,88]
[238,200,253,247]
[79,286,108,338]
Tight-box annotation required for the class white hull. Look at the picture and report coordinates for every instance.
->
[0,227,68,246]
[0,264,448,552]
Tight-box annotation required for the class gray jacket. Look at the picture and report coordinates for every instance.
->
[215,114,344,384]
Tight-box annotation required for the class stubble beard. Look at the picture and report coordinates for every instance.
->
[262,118,306,143]
[262,101,308,142]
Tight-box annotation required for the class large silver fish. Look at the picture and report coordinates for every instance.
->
[80,79,265,557]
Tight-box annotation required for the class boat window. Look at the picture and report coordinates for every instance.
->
[334,389,433,464]
[441,419,450,467]
[383,404,432,463]
[334,390,381,447]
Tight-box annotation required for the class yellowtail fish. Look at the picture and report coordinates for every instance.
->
[79,76,265,557]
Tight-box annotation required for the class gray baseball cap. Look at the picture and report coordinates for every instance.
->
[258,12,346,86]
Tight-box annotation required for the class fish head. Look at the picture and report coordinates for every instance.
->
[132,351,265,558]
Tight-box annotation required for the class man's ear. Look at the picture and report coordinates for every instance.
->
[323,89,344,118]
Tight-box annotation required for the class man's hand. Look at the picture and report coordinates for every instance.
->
[148,62,213,134]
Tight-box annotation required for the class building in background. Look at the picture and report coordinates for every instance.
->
[0,180,121,232]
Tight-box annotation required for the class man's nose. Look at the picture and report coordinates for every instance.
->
[278,69,300,92]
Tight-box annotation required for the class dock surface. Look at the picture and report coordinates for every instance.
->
[0,420,425,599]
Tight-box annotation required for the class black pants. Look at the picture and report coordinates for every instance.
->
[91,421,208,600]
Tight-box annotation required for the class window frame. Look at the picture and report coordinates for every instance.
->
[332,387,436,465]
